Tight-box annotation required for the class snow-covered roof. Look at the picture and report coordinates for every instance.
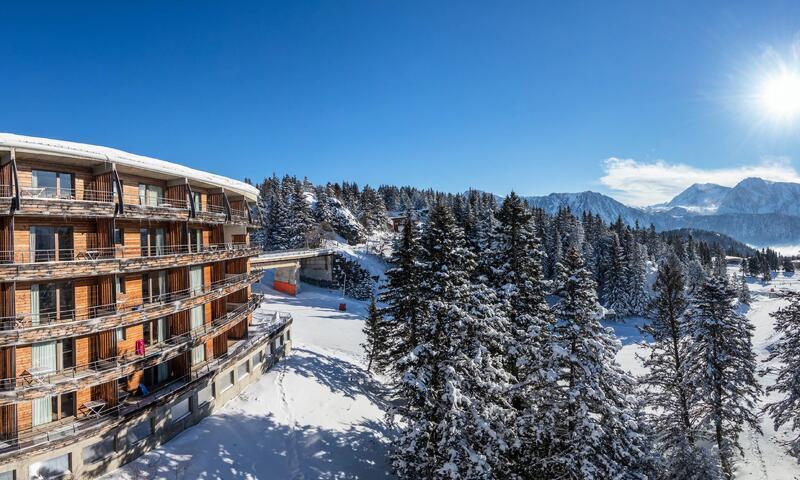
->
[0,133,259,201]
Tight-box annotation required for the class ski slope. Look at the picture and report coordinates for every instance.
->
[613,271,800,479]
[107,281,391,479]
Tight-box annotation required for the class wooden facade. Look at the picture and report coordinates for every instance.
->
[0,140,262,452]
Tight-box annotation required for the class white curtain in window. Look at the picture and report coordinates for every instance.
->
[31,284,40,326]
[157,317,167,342]
[32,341,56,373]
[32,395,52,427]
[190,306,204,331]
[190,266,203,294]
[192,345,205,365]
[29,227,36,263]
[155,229,165,255]
[138,184,146,206]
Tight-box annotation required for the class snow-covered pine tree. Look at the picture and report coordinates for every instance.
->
[265,183,292,250]
[624,230,650,317]
[359,185,388,233]
[487,192,556,475]
[392,202,513,479]
[603,232,629,318]
[640,253,719,477]
[764,292,800,459]
[738,275,751,306]
[288,180,315,248]
[712,244,728,279]
[684,276,762,478]
[362,296,387,373]
[783,257,796,274]
[313,184,335,227]
[380,212,425,371]
[539,246,657,479]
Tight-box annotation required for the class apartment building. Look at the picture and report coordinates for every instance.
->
[0,134,292,479]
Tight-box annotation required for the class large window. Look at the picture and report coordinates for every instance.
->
[29,226,73,262]
[143,270,167,304]
[29,452,71,479]
[138,184,164,207]
[31,169,73,199]
[30,281,74,324]
[190,229,203,253]
[140,228,165,257]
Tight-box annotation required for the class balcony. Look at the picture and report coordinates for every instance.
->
[0,305,290,458]
[0,295,262,405]
[0,271,260,345]
[0,242,261,281]
[0,186,257,226]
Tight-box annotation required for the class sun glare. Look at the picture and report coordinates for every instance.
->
[759,70,800,122]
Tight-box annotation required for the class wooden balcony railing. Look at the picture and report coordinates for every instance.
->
[0,272,260,345]
[0,295,263,403]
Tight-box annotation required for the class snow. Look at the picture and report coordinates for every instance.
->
[0,133,259,200]
[106,281,391,479]
[611,270,800,479]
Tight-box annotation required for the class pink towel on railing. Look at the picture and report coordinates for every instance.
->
[135,339,145,356]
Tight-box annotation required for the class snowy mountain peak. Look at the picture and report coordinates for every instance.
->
[658,182,731,213]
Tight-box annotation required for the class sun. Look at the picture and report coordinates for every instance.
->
[759,70,800,122]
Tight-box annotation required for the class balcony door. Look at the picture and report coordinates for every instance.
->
[31,170,73,199]
[30,282,74,325]
[31,341,57,426]
[138,184,164,207]
[29,226,73,262]
[140,228,166,257]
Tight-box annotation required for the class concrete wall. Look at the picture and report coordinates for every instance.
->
[299,255,333,285]
[273,265,300,296]
[0,326,293,480]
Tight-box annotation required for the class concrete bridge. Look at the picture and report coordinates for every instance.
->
[251,247,338,295]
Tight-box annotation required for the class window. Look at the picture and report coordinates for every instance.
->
[143,270,166,304]
[29,452,70,479]
[83,437,114,464]
[189,266,203,294]
[218,371,234,392]
[190,229,202,253]
[125,421,151,446]
[237,362,249,379]
[170,398,190,423]
[32,396,52,427]
[252,351,263,366]
[139,228,166,257]
[113,228,124,246]
[192,192,202,211]
[138,184,164,207]
[51,392,75,421]
[116,327,126,342]
[115,275,126,296]
[29,226,73,262]
[31,282,75,324]
[191,345,205,365]
[197,384,213,406]
[0,470,13,480]
[61,338,75,369]
[286,330,291,341]
[31,169,73,199]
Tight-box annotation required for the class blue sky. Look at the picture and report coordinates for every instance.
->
[2,1,800,205]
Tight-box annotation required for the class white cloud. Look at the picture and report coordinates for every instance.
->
[599,157,800,206]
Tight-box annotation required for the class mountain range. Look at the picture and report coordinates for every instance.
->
[524,177,800,246]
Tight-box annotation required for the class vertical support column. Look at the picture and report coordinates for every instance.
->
[111,164,124,215]
[185,179,196,219]
[9,149,19,212]
[273,262,300,296]
[222,190,232,222]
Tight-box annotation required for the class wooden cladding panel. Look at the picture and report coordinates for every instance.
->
[0,217,13,254]
[0,404,16,440]
[0,163,13,198]
[0,283,14,319]
[210,225,223,244]
[166,184,187,204]
[91,380,117,407]
[212,331,228,358]
[85,172,114,202]
[207,192,224,211]
[14,157,93,198]
[167,222,186,249]
[117,173,167,200]
[17,401,31,432]
[15,345,31,378]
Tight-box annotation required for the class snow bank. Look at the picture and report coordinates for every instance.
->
[108,284,391,479]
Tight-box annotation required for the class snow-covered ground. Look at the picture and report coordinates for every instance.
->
[106,267,800,479]
[107,280,391,479]
[612,270,800,479]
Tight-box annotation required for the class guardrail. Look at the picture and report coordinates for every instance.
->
[0,242,252,265]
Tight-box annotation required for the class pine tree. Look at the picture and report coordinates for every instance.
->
[624,230,650,317]
[362,296,386,373]
[684,276,762,478]
[738,275,751,305]
[265,185,292,250]
[380,213,425,370]
[538,247,657,479]
[603,232,629,318]
[640,254,719,477]
[392,203,513,479]
[764,292,800,459]
[486,193,555,474]
[288,181,315,248]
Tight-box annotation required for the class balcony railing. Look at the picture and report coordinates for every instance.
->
[0,241,253,265]
[0,337,289,457]
[0,271,259,331]
[121,192,188,210]
[0,295,263,395]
